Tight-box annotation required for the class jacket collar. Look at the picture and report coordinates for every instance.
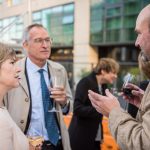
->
[18,57,30,97]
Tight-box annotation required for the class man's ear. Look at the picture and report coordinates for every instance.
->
[22,41,28,49]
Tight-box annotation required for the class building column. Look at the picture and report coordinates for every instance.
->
[73,0,98,87]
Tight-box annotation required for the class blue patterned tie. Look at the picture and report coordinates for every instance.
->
[38,69,59,146]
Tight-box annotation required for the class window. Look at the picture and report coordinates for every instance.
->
[12,0,21,5]
[123,15,136,28]
[52,6,63,14]
[106,0,121,3]
[32,11,41,21]
[122,28,136,41]
[106,7,121,17]
[0,16,23,43]
[106,29,120,42]
[142,0,150,6]
[62,15,73,24]
[90,0,140,44]
[124,2,140,15]
[64,4,74,14]
[91,20,103,33]
[33,3,74,47]
[6,0,22,6]
[106,17,121,29]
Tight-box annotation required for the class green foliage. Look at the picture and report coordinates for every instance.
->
[128,67,140,76]
[78,68,90,79]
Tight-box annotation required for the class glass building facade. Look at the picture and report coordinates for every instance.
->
[90,0,149,45]
[90,0,150,88]
[0,16,23,43]
[0,0,149,89]
[32,3,74,48]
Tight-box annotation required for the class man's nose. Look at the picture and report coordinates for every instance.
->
[42,40,48,47]
[135,37,140,48]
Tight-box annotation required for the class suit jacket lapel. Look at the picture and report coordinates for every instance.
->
[18,58,30,97]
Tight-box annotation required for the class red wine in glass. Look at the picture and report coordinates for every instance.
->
[122,88,133,97]
[122,73,134,97]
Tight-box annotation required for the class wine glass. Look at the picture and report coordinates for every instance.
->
[122,73,136,110]
[122,73,134,98]
[27,122,44,147]
[48,70,64,112]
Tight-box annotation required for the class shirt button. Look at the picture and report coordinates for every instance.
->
[20,120,24,124]
[25,98,29,102]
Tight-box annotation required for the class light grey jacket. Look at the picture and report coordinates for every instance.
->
[109,83,150,150]
[4,57,73,150]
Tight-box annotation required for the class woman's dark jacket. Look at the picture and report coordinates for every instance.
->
[69,72,107,150]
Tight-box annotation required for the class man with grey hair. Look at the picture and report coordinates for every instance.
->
[88,4,150,150]
[5,23,72,150]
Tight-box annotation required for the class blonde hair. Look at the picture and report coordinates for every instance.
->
[94,58,119,75]
[0,43,16,67]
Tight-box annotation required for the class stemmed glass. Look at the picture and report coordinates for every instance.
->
[27,122,44,147]
[122,73,135,110]
[48,71,64,113]
[122,73,134,97]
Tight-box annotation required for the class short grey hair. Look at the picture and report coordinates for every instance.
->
[22,23,47,43]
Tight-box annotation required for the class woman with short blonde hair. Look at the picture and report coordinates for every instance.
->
[0,43,40,150]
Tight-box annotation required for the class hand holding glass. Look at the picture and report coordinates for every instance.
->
[27,124,44,148]
[122,73,135,97]
[49,72,64,112]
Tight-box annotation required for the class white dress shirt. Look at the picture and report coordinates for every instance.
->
[26,58,50,140]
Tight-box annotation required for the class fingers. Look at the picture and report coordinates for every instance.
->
[51,90,66,96]
[50,88,66,97]
[50,88,67,102]
[126,83,140,90]
[35,144,41,150]
[50,95,67,102]
[88,90,103,101]
[105,89,115,99]
[132,89,144,97]
[29,144,42,150]
[88,90,105,110]
[88,91,102,112]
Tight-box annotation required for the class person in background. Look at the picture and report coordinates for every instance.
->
[69,58,119,150]
[0,42,38,150]
[4,23,73,150]
[88,4,150,150]
[128,52,150,118]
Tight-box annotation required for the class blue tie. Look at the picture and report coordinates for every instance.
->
[38,69,59,146]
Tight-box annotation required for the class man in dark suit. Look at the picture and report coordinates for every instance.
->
[69,58,119,150]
